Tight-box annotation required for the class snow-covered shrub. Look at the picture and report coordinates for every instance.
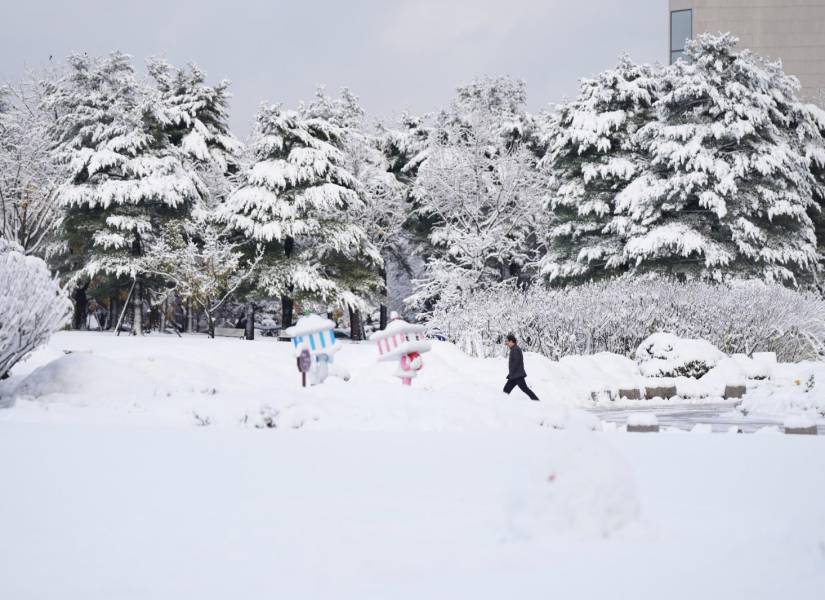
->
[738,362,825,419]
[0,241,71,378]
[428,279,825,362]
[635,333,725,378]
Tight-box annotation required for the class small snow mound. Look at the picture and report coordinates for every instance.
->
[507,436,640,540]
[754,425,781,435]
[13,353,146,402]
[284,314,335,337]
[690,423,713,434]
[636,332,724,378]
[783,415,815,429]
[627,413,658,427]
[541,407,601,431]
[700,358,748,396]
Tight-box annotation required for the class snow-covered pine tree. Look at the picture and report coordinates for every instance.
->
[540,56,659,283]
[218,102,380,328]
[618,33,823,284]
[408,77,543,313]
[47,52,203,334]
[143,58,247,332]
[376,111,431,191]
[793,99,825,286]
[146,58,241,207]
[302,87,411,334]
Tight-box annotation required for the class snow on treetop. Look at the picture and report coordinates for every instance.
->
[369,318,426,341]
[284,314,335,337]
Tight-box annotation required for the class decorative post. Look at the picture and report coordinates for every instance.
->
[285,314,348,386]
[369,312,431,387]
[297,349,311,387]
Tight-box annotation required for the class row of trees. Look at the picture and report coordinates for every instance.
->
[3,33,825,337]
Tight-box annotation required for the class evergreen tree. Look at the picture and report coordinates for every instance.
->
[618,33,822,284]
[143,59,246,332]
[218,102,380,327]
[376,111,431,191]
[795,99,825,288]
[302,87,413,333]
[47,52,203,334]
[540,56,659,282]
[146,58,241,206]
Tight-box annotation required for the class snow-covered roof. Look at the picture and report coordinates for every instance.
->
[368,318,426,341]
[284,314,335,337]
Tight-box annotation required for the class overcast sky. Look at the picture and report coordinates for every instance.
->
[0,0,668,135]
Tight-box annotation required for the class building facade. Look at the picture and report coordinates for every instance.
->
[669,0,825,102]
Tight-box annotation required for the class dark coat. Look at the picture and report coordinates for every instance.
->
[507,345,527,380]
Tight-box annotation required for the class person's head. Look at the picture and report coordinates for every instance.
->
[505,333,517,349]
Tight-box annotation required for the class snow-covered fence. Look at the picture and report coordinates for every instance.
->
[428,279,825,363]
[0,241,71,378]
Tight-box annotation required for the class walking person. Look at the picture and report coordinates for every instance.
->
[503,334,539,401]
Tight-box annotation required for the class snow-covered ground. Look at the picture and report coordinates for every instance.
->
[1,423,824,599]
[1,332,824,598]
[2,331,822,429]
[0,331,604,430]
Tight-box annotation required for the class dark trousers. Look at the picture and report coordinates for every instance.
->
[503,377,539,400]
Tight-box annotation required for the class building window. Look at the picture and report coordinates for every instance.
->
[670,9,692,64]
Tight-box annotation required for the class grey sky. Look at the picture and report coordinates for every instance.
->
[0,0,667,135]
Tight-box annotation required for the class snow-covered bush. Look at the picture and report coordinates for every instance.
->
[0,241,71,378]
[408,77,544,311]
[635,333,725,378]
[428,278,825,362]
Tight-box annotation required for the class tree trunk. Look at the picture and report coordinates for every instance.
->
[71,283,89,330]
[160,298,167,333]
[206,313,215,339]
[349,307,364,341]
[379,267,389,330]
[132,279,143,336]
[280,237,296,330]
[107,296,118,330]
[244,302,255,340]
[186,300,193,333]
[281,296,294,329]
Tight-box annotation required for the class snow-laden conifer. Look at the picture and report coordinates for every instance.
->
[146,58,242,209]
[219,101,380,317]
[620,34,823,284]
[47,52,204,281]
[540,56,659,282]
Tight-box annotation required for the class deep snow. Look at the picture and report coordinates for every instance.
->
[1,332,824,599]
[0,424,824,599]
[1,332,822,428]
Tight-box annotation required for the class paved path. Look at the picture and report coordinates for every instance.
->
[590,402,825,434]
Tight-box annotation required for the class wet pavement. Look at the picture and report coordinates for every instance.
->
[590,402,825,434]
